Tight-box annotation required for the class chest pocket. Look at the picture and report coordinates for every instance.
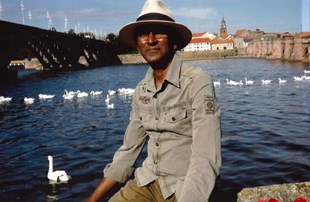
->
[139,111,152,122]
[163,107,187,123]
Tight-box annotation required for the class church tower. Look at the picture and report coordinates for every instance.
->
[220,17,227,35]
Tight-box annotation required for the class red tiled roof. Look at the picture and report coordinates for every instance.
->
[192,32,206,38]
[297,32,310,38]
[211,39,234,44]
[235,29,248,36]
[281,33,293,38]
[220,33,229,38]
[221,34,232,40]
[189,37,211,44]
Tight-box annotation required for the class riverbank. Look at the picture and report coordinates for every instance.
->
[238,33,310,64]
[8,48,309,71]
[118,49,310,65]
[117,50,238,64]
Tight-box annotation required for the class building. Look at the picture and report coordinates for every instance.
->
[234,28,266,48]
[183,32,215,51]
[211,39,234,50]
[184,17,234,51]
[184,37,212,51]
[220,17,227,36]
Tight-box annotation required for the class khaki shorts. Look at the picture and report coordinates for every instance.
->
[108,179,176,202]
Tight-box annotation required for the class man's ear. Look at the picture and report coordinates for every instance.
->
[136,46,141,54]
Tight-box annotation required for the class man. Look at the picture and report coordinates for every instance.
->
[84,0,221,201]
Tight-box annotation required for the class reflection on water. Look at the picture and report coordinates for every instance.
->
[0,59,309,202]
[47,183,69,202]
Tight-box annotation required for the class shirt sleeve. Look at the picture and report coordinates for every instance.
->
[103,91,148,183]
[177,73,222,202]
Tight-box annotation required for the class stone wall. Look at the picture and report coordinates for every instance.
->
[240,35,310,63]
[117,54,146,64]
[181,50,237,61]
[118,50,238,64]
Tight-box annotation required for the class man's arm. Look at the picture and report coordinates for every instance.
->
[83,177,118,202]
[178,73,222,202]
[84,90,146,202]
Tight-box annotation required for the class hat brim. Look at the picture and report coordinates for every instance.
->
[119,20,192,50]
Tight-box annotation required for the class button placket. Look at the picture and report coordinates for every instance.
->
[152,134,161,175]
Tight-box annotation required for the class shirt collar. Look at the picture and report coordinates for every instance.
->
[165,52,182,88]
[143,51,182,91]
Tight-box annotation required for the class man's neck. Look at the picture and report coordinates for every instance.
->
[153,67,169,89]
[148,51,175,89]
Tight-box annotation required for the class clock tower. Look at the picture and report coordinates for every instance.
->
[220,17,227,35]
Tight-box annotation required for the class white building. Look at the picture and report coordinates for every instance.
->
[211,39,234,50]
[184,37,212,52]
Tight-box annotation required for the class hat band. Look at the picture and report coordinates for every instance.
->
[136,13,175,22]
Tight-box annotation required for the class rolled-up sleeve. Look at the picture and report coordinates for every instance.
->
[177,74,222,202]
[104,92,148,183]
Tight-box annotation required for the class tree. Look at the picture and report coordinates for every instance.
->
[105,33,137,54]
[106,33,116,42]
[67,29,76,35]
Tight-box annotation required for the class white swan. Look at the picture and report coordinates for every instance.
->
[38,94,55,99]
[225,79,230,85]
[0,96,12,103]
[226,79,241,85]
[63,93,74,100]
[106,102,114,109]
[24,97,35,104]
[108,90,116,95]
[304,70,310,74]
[244,78,254,85]
[76,90,88,98]
[261,79,271,84]
[64,90,77,96]
[213,80,221,86]
[90,91,103,96]
[47,155,71,183]
[105,94,114,109]
[105,94,110,103]
[278,78,287,84]
[293,76,305,81]
[117,88,135,95]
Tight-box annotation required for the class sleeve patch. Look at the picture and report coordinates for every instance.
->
[204,95,215,114]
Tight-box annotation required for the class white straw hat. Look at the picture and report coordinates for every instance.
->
[119,0,192,50]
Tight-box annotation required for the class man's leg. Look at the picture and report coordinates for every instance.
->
[108,179,176,202]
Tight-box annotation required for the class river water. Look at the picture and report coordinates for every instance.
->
[0,58,309,202]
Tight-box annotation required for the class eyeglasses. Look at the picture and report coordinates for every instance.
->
[137,32,168,43]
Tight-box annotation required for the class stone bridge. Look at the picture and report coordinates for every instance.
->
[0,20,121,74]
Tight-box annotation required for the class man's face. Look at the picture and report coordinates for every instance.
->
[136,25,176,66]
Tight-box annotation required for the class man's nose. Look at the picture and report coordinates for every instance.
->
[146,32,158,44]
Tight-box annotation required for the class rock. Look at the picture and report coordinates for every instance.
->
[237,181,310,202]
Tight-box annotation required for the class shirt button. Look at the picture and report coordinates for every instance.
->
[154,160,158,164]
[171,117,176,121]
[155,142,160,147]
[155,116,159,120]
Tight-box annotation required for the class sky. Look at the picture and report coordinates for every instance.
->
[0,0,307,37]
